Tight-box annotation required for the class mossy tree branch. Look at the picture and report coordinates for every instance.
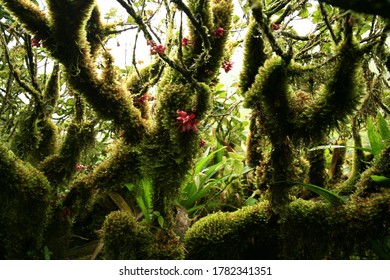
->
[0,0,50,39]
[185,193,390,259]
[0,143,52,259]
[1,0,151,144]
[171,0,211,50]
[249,0,291,62]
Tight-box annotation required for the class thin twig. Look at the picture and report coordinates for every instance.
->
[319,1,338,44]
[171,0,211,50]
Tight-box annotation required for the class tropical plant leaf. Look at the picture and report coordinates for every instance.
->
[367,117,385,157]
[136,196,150,222]
[370,175,390,187]
[377,113,390,141]
[294,182,346,205]
[194,146,226,174]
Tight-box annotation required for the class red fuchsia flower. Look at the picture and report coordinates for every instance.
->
[222,61,234,73]
[176,110,199,133]
[76,163,87,170]
[212,27,224,38]
[148,40,166,55]
[151,44,166,55]
[31,37,41,47]
[135,93,155,105]
[182,37,191,46]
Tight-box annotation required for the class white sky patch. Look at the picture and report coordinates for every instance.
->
[96,0,153,69]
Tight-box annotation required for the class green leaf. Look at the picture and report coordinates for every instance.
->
[124,183,135,191]
[245,197,258,206]
[377,113,390,140]
[228,152,245,161]
[136,196,150,222]
[367,117,385,157]
[157,216,164,228]
[370,175,390,187]
[153,211,164,228]
[294,182,346,205]
[299,7,309,18]
[195,146,226,174]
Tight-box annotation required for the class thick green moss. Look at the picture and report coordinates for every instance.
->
[0,144,52,259]
[185,196,390,259]
[127,62,162,95]
[239,19,268,94]
[102,210,152,259]
[184,0,234,82]
[293,38,365,144]
[0,0,50,40]
[307,148,328,187]
[39,122,95,186]
[185,201,277,259]
[355,144,390,196]
[148,229,185,260]
[244,56,292,143]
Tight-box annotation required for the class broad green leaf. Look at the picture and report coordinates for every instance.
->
[228,152,245,161]
[245,197,258,206]
[157,215,164,228]
[367,117,385,157]
[370,175,390,187]
[195,146,226,174]
[153,211,164,228]
[232,160,244,176]
[136,196,150,222]
[181,183,213,208]
[294,182,346,205]
[377,113,390,140]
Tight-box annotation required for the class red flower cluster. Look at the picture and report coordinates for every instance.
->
[212,27,224,38]
[147,40,165,55]
[31,37,41,47]
[176,110,199,133]
[135,93,155,105]
[76,163,87,170]
[182,37,191,47]
[222,61,234,73]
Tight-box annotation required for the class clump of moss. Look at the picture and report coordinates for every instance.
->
[39,122,95,187]
[101,210,152,259]
[292,37,365,144]
[184,0,234,82]
[239,19,268,93]
[126,62,162,95]
[185,201,276,259]
[149,229,185,259]
[355,144,390,196]
[244,56,292,143]
[0,144,52,259]
[185,195,390,259]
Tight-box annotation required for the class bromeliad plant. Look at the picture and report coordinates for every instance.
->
[180,144,253,218]
[125,179,164,228]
